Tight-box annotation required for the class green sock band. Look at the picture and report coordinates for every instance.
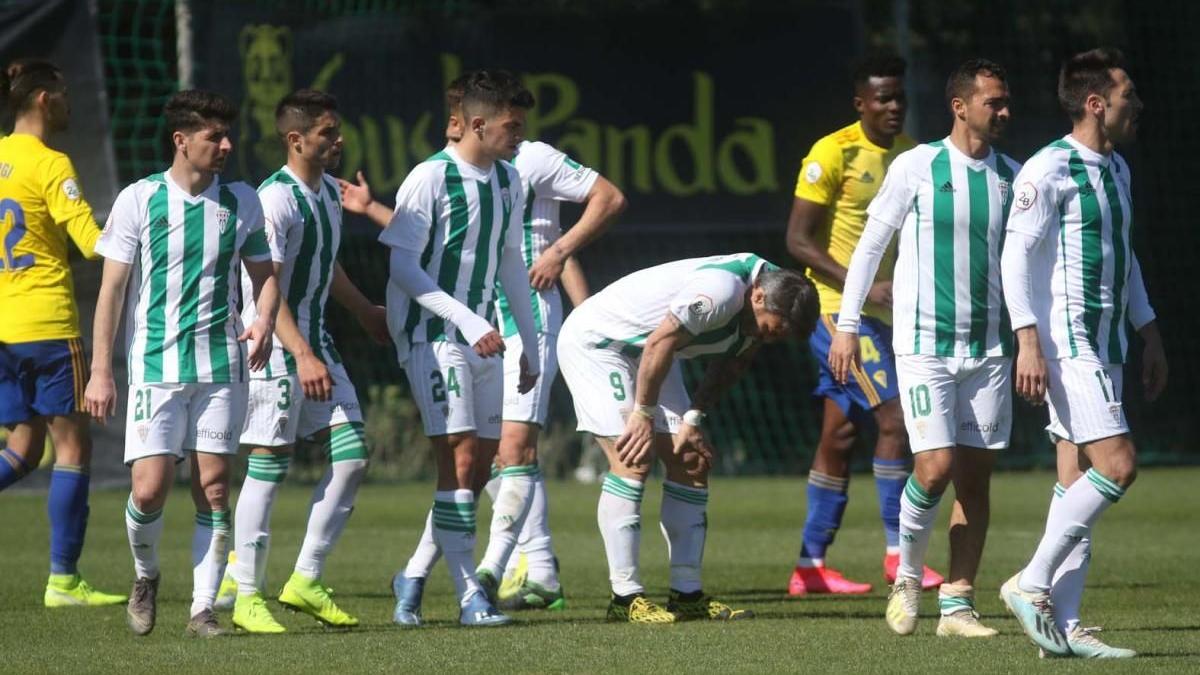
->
[327,422,369,462]
[903,475,941,510]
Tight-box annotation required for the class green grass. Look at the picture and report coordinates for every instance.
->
[3,469,1198,672]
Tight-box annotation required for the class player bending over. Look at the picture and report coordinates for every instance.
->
[558,253,817,623]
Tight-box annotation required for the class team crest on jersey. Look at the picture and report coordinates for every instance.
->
[998,180,1010,203]
[501,187,512,209]
[136,423,149,443]
[872,370,888,389]
[689,294,714,316]
[1014,182,1037,210]
[216,207,233,233]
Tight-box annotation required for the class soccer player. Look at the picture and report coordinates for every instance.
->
[378,70,541,627]
[829,59,1020,638]
[0,59,125,607]
[558,252,818,623]
[85,90,281,638]
[217,89,388,633]
[998,47,1165,659]
[785,53,942,594]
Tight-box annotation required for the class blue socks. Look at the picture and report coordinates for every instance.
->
[48,464,90,574]
[0,447,33,491]
[873,458,909,549]
[800,471,849,563]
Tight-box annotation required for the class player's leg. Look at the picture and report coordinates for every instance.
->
[936,356,1010,638]
[279,363,369,628]
[0,342,48,489]
[0,420,46,489]
[1049,441,1087,635]
[182,383,243,638]
[123,383,187,636]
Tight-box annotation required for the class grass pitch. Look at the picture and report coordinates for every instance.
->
[2,468,1198,672]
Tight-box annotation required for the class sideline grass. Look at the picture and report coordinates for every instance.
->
[2,469,1197,672]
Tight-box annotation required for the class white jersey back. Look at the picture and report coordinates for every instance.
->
[1006,135,1136,363]
[571,253,774,360]
[867,139,1020,358]
[380,146,523,357]
[241,166,343,379]
[96,171,270,384]
[496,141,597,337]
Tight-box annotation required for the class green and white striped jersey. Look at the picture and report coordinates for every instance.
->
[380,146,523,356]
[495,141,598,338]
[1005,135,1147,363]
[571,252,775,360]
[241,166,342,379]
[862,139,1021,357]
[96,171,270,384]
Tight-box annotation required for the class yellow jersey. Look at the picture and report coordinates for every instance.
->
[794,121,915,322]
[0,133,101,343]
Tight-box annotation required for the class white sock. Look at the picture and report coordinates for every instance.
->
[404,509,441,578]
[519,471,559,590]
[598,473,644,597]
[659,481,708,594]
[191,510,231,616]
[1020,469,1123,593]
[232,454,290,594]
[898,476,942,581]
[483,463,501,501]
[125,495,164,580]
[432,489,482,606]
[1047,483,1090,632]
[478,465,537,577]
[294,458,367,580]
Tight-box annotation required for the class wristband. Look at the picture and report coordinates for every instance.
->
[683,409,707,426]
[632,405,656,421]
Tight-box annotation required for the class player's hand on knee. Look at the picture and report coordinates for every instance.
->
[828,330,860,385]
[672,423,713,464]
[298,353,333,401]
[473,330,505,358]
[616,410,654,467]
[84,372,116,424]
[517,353,539,394]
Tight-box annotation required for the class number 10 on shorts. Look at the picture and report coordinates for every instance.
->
[908,384,931,417]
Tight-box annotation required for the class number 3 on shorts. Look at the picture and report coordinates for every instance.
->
[908,384,931,417]
[276,379,292,411]
[609,371,626,401]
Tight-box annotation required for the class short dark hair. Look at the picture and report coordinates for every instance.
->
[459,69,535,120]
[758,267,820,338]
[164,89,236,135]
[1058,47,1127,121]
[0,59,64,116]
[446,74,468,114]
[852,53,907,89]
[275,88,338,137]
[945,58,1007,109]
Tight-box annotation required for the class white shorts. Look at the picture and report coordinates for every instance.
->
[404,341,503,439]
[502,332,557,426]
[896,355,1012,452]
[240,361,364,447]
[558,320,688,438]
[124,382,248,464]
[1045,355,1128,445]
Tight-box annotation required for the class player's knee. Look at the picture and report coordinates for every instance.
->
[130,483,168,512]
[201,481,229,510]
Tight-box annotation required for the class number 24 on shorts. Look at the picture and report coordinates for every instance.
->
[431,368,462,402]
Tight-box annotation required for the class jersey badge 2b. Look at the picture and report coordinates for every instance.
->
[216,207,232,234]
[689,294,714,316]
[1014,182,1038,210]
[804,161,823,184]
[61,178,81,201]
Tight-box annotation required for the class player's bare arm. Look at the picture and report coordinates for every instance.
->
[241,258,281,372]
[268,260,333,402]
[615,313,694,467]
[681,343,762,461]
[337,170,394,228]
[84,257,132,423]
[330,262,389,344]
[389,247,505,358]
[786,197,891,305]
[528,176,626,290]
[560,255,591,306]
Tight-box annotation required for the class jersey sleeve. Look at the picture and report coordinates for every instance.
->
[257,184,292,264]
[1005,158,1060,242]
[235,186,271,262]
[42,154,102,259]
[523,142,598,203]
[380,163,438,253]
[865,151,916,229]
[668,270,745,337]
[504,170,526,250]
[793,135,843,206]
[94,184,143,264]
